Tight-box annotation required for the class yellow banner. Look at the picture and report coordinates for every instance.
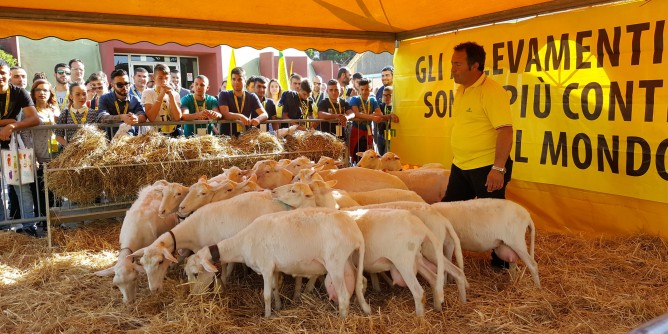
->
[393,0,668,204]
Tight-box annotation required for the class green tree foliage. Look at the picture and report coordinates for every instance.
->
[305,49,356,65]
[0,49,18,66]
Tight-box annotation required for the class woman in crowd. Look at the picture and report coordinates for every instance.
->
[55,82,103,146]
[26,79,61,221]
[268,78,282,102]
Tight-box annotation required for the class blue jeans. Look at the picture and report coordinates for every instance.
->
[10,184,35,227]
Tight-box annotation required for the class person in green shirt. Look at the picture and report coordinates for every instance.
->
[180,75,221,136]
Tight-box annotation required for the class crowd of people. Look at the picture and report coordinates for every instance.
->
[0,58,397,237]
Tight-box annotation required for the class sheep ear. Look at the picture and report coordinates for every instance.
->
[356,152,364,157]
[162,248,179,263]
[129,248,145,258]
[94,266,115,277]
[133,263,145,273]
[198,175,208,183]
[313,165,324,172]
[325,180,338,188]
[202,258,219,273]
[247,174,257,182]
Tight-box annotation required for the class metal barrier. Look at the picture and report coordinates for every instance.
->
[0,117,390,247]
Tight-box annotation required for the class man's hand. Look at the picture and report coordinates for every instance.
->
[485,170,505,192]
[389,114,399,123]
[237,114,251,125]
[250,118,260,127]
[0,124,15,141]
[204,110,221,120]
[337,114,347,126]
[121,113,139,125]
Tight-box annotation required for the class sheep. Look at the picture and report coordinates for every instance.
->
[284,156,315,176]
[355,149,381,169]
[307,180,360,209]
[248,159,294,189]
[178,174,261,217]
[276,124,298,138]
[314,156,342,170]
[344,208,445,315]
[209,166,245,184]
[387,168,451,204]
[380,151,403,171]
[190,207,372,318]
[158,182,190,217]
[347,201,468,302]
[432,199,540,287]
[95,180,179,303]
[347,189,426,206]
[318,167,408,192]
[131,183,317,293]
[292,168,325,183]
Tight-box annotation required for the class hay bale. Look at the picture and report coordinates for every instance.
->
[230,128,284,155]
[284,130,345,161]
[46,125,108,204]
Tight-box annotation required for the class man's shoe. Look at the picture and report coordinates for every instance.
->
[491,251,510,269]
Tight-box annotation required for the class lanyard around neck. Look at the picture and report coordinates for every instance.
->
[360,98,371,114]
[114,99,129,114]
[2,88,9,117]
[328,98,342,115]
[233,91,245,114]
[193,94,207,112]
[69,106,89,124]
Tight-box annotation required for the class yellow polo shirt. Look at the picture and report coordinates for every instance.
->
[451,73,512,170]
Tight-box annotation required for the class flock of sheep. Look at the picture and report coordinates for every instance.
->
[94,151,540,318]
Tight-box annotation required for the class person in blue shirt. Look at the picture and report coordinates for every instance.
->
[217,67,267,136]
[348,78,382,163]
[97,69,146,137]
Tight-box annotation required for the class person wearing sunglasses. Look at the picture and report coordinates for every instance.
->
[53,63,71,111]
[97,69,146,137]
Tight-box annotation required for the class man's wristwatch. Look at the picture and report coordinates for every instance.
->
[491,166,507,174]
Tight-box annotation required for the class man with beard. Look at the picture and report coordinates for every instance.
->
[10,66,27,89]
[98,69,146,137]
[278,78,315,130]
[375,66,393,102]
[53,63,71,111]
[336,67,357,103]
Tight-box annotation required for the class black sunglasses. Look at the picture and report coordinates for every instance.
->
[115,82,131,88]
[56,70,71,75]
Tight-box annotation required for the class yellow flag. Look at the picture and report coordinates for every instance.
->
[277,51,288,92]
[225,49,236,90]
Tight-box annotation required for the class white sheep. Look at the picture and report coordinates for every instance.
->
[355,149,381,169]
[249,159,294,189]
[95,180,179,303]
[347,201,468,302]
[158,182,189,217]
[387,168,451,203]
[284,156,315,176]
[380,151,403,171]
[190,207,372,318]
[209,166,245,184]
[131,183,316,293]
[432,199,540,287]
[178,174,261,217]
[314,156,342,170]
[318,167,408,192]
[345,208,445,315]
[347,189,426,206]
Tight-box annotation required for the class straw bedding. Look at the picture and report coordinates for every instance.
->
[1,223,666,334]
[45,127,343,203]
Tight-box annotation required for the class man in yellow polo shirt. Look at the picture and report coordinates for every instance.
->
[442,42,514,266]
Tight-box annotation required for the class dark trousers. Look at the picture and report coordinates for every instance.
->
[8,185,20,219]
[442,159,513,202]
